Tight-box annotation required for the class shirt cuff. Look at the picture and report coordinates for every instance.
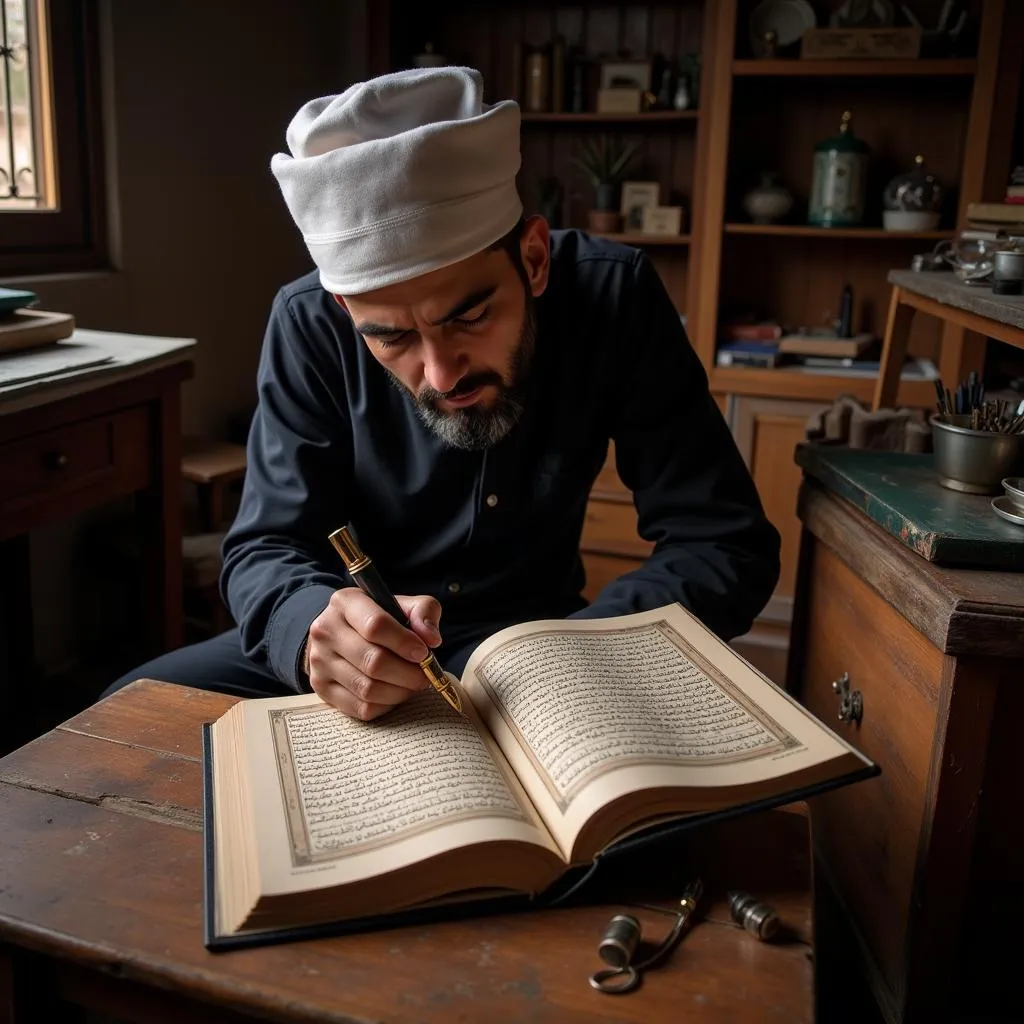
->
[267,584,337,690]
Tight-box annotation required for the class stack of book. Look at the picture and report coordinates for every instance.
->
[1006,166,1024,205]
[0,287,75,355]
[963,167,1024,239]
[715,320,880,372]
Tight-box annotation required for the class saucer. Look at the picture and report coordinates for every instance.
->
[991,495,1024,528]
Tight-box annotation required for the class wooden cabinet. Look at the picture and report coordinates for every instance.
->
[580,442,649,602]
[731,396,829,622]
[0,408,150,534]
[798,543,940,1001]
[788,480,1024,1024]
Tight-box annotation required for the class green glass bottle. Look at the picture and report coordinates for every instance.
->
[808,111,870,228]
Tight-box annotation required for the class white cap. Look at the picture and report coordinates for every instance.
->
[270,67,523,295]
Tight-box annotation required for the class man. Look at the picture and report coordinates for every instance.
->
[110,66,780,719]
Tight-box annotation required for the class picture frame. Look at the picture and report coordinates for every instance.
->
[641,205,684,236]
[599,59,653,94]
[620,181,661,229]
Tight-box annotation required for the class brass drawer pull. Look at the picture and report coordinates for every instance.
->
[45,451,69,470]
[832,672,863,724]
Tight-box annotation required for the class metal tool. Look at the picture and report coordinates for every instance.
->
[728,890,781,941]
[589,880,703,994]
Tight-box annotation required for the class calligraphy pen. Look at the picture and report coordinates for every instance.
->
[328,524,463,715]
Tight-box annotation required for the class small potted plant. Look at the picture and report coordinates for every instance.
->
[571,134,642,234]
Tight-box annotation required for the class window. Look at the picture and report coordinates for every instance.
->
[0,0,105,275]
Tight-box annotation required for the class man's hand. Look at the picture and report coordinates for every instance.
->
[305,588,442,721]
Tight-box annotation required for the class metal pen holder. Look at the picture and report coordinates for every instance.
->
[930,415,1024,495]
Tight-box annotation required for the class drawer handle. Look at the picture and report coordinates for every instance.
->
[832,672,863,725]
[44,451,69,470]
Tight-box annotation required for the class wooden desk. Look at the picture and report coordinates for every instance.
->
[872,268,1024,410]
[788,447,1024,1024]
[0,680,815,1023]
[0,332,194,751]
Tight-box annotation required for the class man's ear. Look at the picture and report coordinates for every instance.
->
[521,215,550,299]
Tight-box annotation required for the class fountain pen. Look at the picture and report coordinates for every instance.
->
[328,524,463,714]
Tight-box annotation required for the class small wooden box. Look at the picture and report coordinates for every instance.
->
[801,27,921,60]
[596,87,642,114]
[641,205,684,236]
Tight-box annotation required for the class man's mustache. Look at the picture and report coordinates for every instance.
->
[420,371,505,403]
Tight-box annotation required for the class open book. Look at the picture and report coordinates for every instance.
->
[204,604,875,947]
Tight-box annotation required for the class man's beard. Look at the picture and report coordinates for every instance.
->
[388,296,536,451]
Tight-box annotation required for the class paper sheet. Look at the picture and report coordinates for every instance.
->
[0,329,196,398]
[0,341,114,387]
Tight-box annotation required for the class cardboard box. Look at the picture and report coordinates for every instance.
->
[801,27,921,60]
[596,88,642,114]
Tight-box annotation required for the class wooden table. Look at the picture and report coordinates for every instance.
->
[0,332,194,752]
[788,445,1024,1024]
[872,268,1024,410]
[0,680,816,1023]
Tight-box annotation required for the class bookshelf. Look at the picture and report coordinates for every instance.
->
[687,0,1021,684]
[521,110,699,123]
[365,0,1022,691]
[731,57,978,76]
[595,232,692,245]
[722,224,951,239]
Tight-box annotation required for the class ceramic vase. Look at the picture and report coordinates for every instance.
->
[743,174,793,224]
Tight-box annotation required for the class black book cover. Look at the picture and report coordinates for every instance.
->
[202,723,879,952]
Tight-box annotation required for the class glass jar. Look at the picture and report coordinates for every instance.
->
[808,111,870,228]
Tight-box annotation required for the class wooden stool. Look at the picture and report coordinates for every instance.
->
[180,437,247,636]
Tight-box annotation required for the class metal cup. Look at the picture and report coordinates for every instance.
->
[930,415,1024,495]
[993,250,1024,295]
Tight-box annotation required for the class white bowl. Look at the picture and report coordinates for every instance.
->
[883,210,941,231]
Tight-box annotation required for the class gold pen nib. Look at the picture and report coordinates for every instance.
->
[420,654,463,714]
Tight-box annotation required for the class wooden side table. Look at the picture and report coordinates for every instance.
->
[0,334,194,752]
[0,679,817,1024]
[872,269,1024,411]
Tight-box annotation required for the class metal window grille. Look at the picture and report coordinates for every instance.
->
[1,0,48,209]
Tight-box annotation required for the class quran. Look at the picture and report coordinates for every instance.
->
[204,603,875,947]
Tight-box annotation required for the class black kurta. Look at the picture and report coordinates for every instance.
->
[221,230,781,687]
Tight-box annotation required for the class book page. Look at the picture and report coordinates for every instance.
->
[461,604,864,859]
[238,690,562,899]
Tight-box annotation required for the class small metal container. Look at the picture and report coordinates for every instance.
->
[1003,477,1024,511]
[931,415,1024,495]
[993,250,1024,295]
[993,249,1024,281]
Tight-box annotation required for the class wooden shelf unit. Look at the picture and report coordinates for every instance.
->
[709,366,938,405]
[723,224,952,239]
[595,232,692,245]
[732,58,978,77]
[522,110,698,123]
[689,0,1022,696]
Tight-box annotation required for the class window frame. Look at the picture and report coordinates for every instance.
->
[0,0,106,276]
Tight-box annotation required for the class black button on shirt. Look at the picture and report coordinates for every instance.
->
[221,230,781,688]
